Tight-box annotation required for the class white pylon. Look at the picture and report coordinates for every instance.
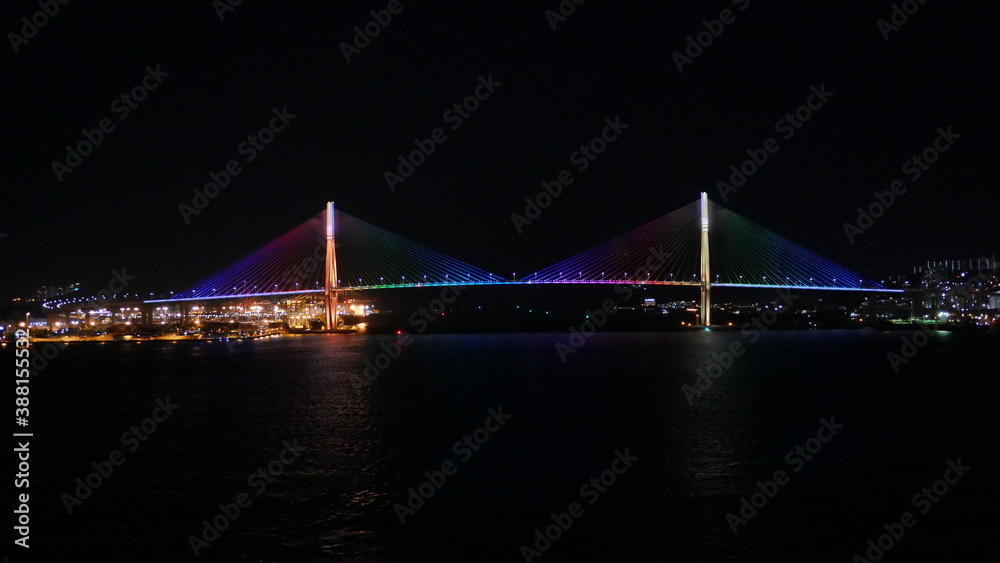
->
[699,192,711,327]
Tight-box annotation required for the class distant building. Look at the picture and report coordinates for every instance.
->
[33,282,80,300]
[915,257,998,274]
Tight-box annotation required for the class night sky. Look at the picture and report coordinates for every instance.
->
[3,0,997,301]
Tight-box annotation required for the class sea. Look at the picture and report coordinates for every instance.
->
[11,329,999,562]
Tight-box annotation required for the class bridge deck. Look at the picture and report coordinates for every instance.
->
[143,280,902,303]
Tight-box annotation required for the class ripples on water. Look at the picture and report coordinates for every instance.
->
[24,330,1000,561]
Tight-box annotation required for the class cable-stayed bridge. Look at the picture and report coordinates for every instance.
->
[146,194,899,327]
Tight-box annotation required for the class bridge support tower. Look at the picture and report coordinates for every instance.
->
[700,192,711,327]
[324,201,339,330]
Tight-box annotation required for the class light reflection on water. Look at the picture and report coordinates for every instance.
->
[31,330,1000,562]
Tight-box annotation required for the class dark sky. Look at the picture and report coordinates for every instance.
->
[2,0,997,300]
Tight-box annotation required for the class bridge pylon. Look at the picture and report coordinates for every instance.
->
[324,201,339,329]
[699,191,711,327]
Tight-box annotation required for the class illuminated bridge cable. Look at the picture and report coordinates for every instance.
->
[171,212,327,300]
[524,198,887,291]
[157,196,890,304]
[708,202,884,290]
[333,210,498,289]
[523,201,703,284]
[166,209,501,301]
